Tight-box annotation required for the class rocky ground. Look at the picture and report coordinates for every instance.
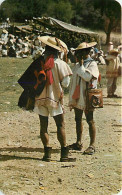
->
[0,86,122,195]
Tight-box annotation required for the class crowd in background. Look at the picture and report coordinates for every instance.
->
[0,29,45,60]
[0,28,122,66]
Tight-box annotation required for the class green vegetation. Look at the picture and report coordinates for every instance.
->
[93,0,121,44]
[0,0,121,44]
[0,57,32,112]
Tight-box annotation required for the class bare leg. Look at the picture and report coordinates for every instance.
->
[85,111,96,147]
[84,111,96,155]
[88,120,96,147]
[53,114,66,147]
[74,108,83,145]
[112,77,117,95]
[39,115,49,147]
[107,77,113,96]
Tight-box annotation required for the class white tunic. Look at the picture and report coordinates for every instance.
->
[69,59,99,110]
[34,58,72,116]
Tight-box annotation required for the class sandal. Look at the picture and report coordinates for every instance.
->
[68,143,83,151]
[83,146,95,155]
[112,94,118,98]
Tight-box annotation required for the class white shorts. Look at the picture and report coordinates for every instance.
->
[33,103,63,117]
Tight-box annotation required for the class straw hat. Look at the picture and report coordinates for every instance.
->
[2,29,8,34]
[74,42,97,50]
[109,49,119,55]
[38,36,68,51]
[108,42,113,45]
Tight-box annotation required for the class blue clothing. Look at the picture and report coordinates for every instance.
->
[94,48,98,54]
[84,57,93,67]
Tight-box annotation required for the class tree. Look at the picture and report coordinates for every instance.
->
[0,0,73,23]
[93,0,121,44]
[69,0,104,30]
[0,0,50,22]
[46,0,74,23]
[0,0,120,44]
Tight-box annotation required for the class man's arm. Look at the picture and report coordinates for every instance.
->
[61,76,70,88]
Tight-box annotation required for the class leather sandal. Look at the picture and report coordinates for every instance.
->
[112,94,118,98]
[68,143,83,151]
[83,146,95,155]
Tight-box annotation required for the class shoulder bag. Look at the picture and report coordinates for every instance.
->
[85,61,103,111]
[86,83,103,111]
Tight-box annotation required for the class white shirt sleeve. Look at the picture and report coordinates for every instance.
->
[76,65,92,82]
[61,76,70,88]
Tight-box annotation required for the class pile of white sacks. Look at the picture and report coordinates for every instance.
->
[0,29,45,60]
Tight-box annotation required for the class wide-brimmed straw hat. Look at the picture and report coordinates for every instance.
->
[2,29,8,34]
[109,49,119,55]
[74,42,97,51]
[38,36,68,51]
[108,42,113,45]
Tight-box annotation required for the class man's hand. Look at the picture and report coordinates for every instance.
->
[81,58,84,66]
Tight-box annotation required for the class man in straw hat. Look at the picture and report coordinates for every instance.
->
[105,49,120,98]
[18,36,75,162]
[68,42,99,155]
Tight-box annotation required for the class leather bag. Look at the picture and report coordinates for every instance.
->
[86,87,103,110]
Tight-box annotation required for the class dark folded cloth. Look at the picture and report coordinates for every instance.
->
[18,56,46,110]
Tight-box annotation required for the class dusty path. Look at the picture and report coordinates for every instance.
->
[0,87,122,195]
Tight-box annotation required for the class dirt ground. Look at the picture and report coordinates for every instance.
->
[0,86,122,195]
